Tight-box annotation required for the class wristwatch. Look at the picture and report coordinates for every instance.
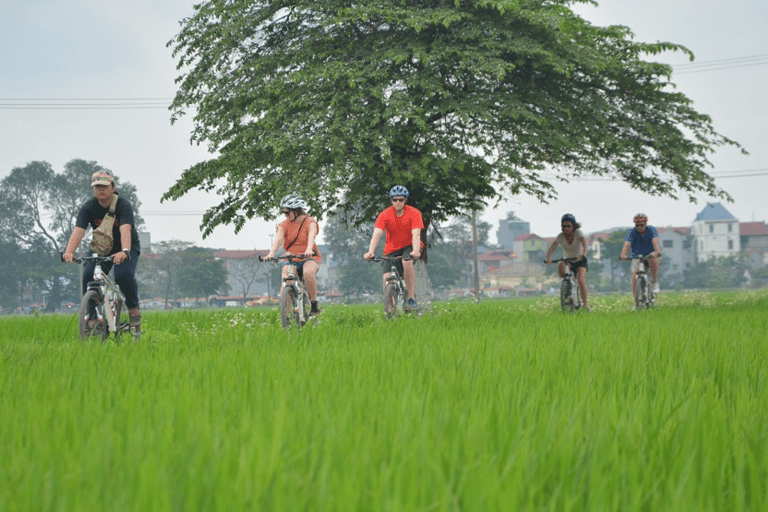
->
[123,248,131,259]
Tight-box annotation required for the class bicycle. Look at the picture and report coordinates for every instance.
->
[260,254,315,328]
[367,256,415,318]
[545,257,581,313]
[67,255,139,342]
[623,253,659,310]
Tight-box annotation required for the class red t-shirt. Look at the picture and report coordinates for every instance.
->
[374,205,424,254]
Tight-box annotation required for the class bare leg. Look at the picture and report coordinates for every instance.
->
[403,260,416,300]
[302,261,320,301]
[557,261,566,278]
[649,258,659,284]
[577,267,588,307]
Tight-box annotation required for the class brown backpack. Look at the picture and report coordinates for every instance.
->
[89,194,119,256]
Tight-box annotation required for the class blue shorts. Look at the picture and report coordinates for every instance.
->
[282,258,317,278]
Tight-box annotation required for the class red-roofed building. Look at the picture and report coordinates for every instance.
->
[512,233,545,263]
[478,249,518,274]
[740,222,768,269]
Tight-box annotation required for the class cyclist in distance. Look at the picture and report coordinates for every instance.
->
[620,213,662,295]
[364,185,424,312]
[265,194,323,316]
[545,213,590,310]
[62,169,142,332]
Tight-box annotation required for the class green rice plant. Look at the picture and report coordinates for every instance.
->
[1,289,767,511]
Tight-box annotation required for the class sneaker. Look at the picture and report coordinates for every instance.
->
[406,298,418,312]
[652,282,660,294]
[129,313,141,335]
[310,301,322,316]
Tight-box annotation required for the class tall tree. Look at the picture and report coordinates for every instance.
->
[600,229,628,290]
[324,210,381,296]
[145,240,192,308]
[164,0,742,250]
[176,246,229,299]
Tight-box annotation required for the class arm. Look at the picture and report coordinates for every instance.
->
[304,221,318,257]
[620,241,631,260]
[113,224,133,264]
[652,237,662,257]
[266,225,286,259]
[410,228,421,259]
[364,227,385,259]
[579,235,588,260]
[545,241,559,263]
[62,227,87,262]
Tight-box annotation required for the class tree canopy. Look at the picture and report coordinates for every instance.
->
[164,0,742,239]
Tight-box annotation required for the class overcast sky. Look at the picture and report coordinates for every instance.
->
[2,0,766,250]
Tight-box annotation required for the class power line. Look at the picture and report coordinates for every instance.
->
[669,54,768,75]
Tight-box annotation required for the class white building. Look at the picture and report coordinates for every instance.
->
[691,203,740,263]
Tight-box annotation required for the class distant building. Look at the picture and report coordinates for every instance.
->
[587,232,613,262]
[656,227,695,281]
[512,233,545,263]
[740,222,768,269]
[138,231,151,253]
[497,212,530,249]
[691,203,740,262]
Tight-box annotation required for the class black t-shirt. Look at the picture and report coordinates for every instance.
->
[76,194,140,254]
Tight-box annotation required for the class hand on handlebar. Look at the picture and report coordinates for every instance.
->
[62,251,75,263]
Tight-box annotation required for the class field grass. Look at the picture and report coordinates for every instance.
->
[1,290,767,511]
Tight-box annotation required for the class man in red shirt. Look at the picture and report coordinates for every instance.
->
[364,185,424,311]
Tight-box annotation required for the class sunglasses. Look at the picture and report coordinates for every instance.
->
[391,197,406,203]
[561,224,573,228]
[282,210,290,214]
[635,222,646,226]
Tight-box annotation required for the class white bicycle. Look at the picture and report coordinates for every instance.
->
[70,255,139,342]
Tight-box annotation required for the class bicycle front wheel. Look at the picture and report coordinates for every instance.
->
[113,297,131,342]
[560,280,571,313]
[634,276,646,309]
[280,286,297,328]
[78,289,108,342]
[384,282,402,318]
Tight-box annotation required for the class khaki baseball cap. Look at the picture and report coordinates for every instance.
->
[91,170,115,187]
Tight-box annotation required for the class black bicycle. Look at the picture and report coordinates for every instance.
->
[367,256,416,318]
[260,254,315,328]
[546,257,581,313]
[68,255,138,342]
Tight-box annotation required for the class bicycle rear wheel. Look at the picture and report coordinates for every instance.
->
[384,282,402,318]
[78,289,108,342]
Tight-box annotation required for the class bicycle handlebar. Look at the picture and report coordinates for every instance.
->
[544,257,580,264]
[619,253,660,261]
[61,252,114,264]
[259,253,316,262]
[367,256,414,262]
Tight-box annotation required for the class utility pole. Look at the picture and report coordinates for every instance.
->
[471,209,481,303]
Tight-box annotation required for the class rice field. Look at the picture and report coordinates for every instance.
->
[1,290,767,511]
